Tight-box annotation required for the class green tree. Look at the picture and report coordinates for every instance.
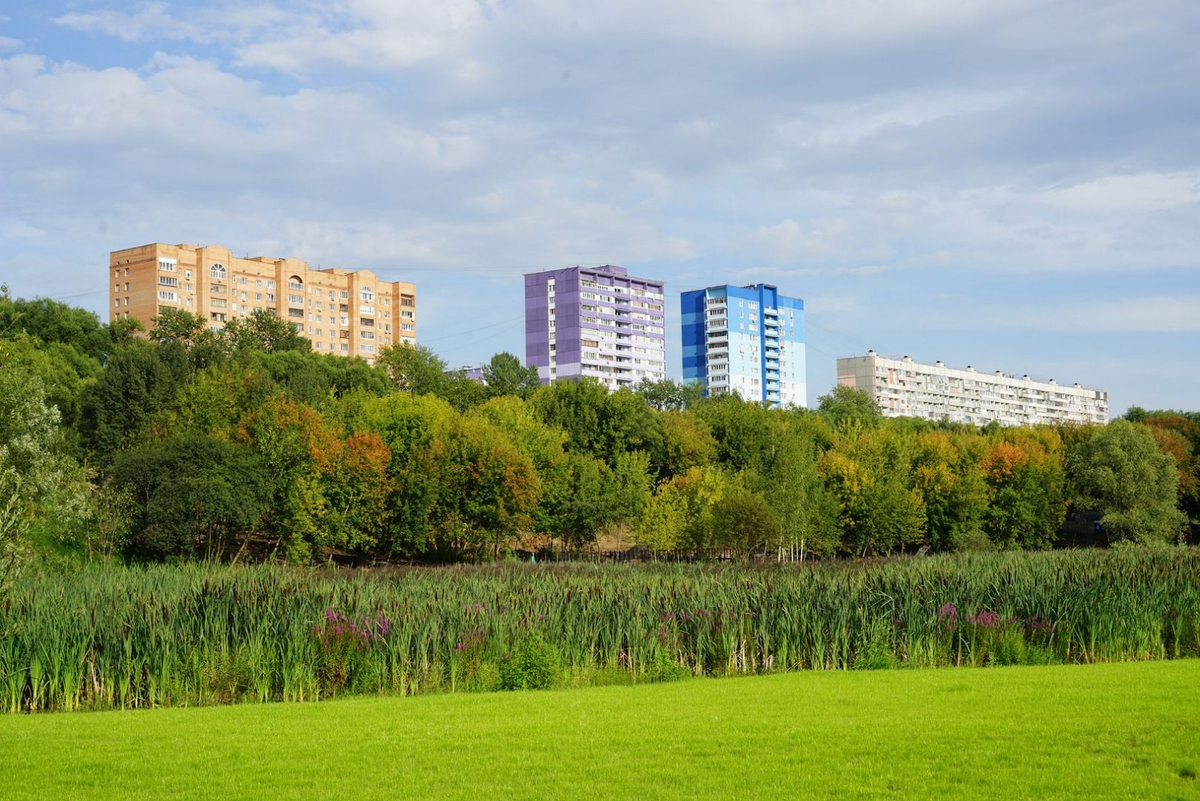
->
[818,425,926,555]
[0,367,87,590]
[711,485,777,558]
[0,286,111,362]
[0,334,101,435]
[221,309,311,354]
[111,434,270,560]
[239,396,340,562]
[654,410,717,479]
[482,352,540,399]
[912,432,989,551]
[748,422,840,559]
[635,378,704,411]
[980,428,1066,550]
[1067,420,1187,545]
[528,380,662,466]
[692,394,778,472]
[80,340,192,457]
[376,344,448,396]
[816,385,882,427]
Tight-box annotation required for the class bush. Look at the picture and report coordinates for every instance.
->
[645,651,692,683]
[498,633,560,691]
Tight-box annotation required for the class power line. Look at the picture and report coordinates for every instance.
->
[434,322,523,357]
[420,316,523,345]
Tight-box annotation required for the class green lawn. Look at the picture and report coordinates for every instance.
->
[3,661,1199,799]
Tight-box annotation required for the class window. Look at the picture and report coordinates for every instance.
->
[288,278,303,291]
[158,259,177,272]
[158,290,178,302]
[158,276,179,287]
[360,287,374,302]
[287,294,303,305]
[210,263,227,281]
[114,269,120,278]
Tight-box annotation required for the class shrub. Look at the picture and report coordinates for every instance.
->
[498,633,560,691]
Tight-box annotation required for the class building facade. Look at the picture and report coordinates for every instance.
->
[836,351,1109,426]
[109,243,416,363]
[524,265,666,389]
[681,284,806,408]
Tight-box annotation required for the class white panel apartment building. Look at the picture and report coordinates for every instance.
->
[837,352,1108,426]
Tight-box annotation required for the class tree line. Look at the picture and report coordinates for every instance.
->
[0,286,1195,577]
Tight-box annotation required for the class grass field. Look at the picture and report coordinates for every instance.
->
[3,660,1198,799]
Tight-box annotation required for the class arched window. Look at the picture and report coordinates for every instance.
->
[287,275,304,291]
[210,263,227,281]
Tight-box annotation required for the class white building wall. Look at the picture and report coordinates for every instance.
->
[837,352,1108,426]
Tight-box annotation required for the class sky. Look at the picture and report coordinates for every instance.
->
[1,1,1198,413]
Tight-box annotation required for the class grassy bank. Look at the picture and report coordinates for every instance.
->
[3,548,1199,713]
[2,660,1198,799]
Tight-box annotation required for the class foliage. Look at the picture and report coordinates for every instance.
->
[1067,420,1187,545]
[376,344,448,396]
[497,632,561,691]
[481,352,540,400]
[110,433,270,559]
[635,378,705,412]
[0,363,87,590]
[221,308,312,354]
[3,285,1198,564]
[816,385,882,427]
[980,428,1066,549]
[1,549,1199,713]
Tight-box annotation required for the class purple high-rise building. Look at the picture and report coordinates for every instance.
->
[524,265,666,389]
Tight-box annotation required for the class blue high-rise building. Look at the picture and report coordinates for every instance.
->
[681,284,805,408]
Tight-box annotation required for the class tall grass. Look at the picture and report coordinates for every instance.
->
[2,549,1198,713]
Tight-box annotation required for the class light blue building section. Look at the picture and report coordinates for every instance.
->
[681,284,806,408]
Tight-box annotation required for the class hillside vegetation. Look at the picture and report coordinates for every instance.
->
[1,289,1196,574]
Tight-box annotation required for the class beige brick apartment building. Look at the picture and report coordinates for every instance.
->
[109,243,416,362]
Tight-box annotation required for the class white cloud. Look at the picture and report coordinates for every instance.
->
[54,3,203,42]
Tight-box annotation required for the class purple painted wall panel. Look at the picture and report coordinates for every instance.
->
[524,264,666,386]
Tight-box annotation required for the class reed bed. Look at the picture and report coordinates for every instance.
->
[2,548,1198,713]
